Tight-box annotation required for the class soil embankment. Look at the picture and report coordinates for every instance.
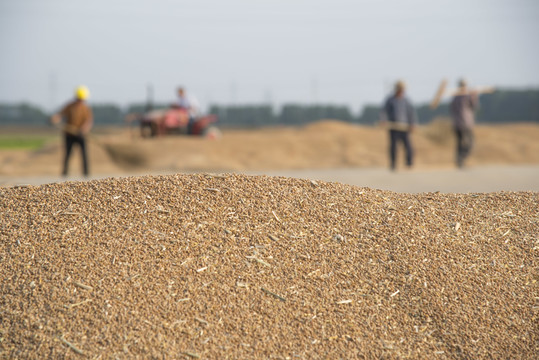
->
[1,121,538,177]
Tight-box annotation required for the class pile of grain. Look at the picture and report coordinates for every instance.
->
[1,174,537,358]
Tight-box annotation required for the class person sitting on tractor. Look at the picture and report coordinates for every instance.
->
[172,87,200,134]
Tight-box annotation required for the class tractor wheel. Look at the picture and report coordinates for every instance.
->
[140,123,153,138]
[150,122,159,137]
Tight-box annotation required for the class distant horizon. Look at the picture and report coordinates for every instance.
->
[2,86,538,129]
[2,79,539,115]
[2,85,538,117]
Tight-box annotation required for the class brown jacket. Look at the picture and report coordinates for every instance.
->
[60,100,93,135]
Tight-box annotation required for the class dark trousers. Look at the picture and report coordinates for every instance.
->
[63,133,89,176]
[455,128,474,168]
[389,130,413,170]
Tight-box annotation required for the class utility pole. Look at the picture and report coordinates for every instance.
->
[49,71,57,112]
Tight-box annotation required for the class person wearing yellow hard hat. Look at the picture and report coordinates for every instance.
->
[50,85,94,176]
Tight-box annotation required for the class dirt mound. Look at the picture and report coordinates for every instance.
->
[1,122,539,177]
[421,117,455,145]
[1,174,536,358]
[302,119,363,133]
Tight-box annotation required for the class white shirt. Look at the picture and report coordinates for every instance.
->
[176,94,200,116]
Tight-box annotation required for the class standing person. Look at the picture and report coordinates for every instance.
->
[50,85,93,176]
[450,79,479,168]
[380,80,418,171]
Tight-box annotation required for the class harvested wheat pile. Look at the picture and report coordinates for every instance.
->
[1,174,537,359]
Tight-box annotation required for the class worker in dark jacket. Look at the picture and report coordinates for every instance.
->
[450,79,479,168]
[51,86,94,176]
[380,80,418,171]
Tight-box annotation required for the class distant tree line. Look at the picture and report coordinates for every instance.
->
[356,89,539,125]
[358,103,451,126]
[208,104,354,128]
[0,102,127,127]
[1,89,538,127]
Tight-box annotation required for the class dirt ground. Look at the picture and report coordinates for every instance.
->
[1,120,538,177]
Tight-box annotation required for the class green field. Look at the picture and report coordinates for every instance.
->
[0,136,50,150]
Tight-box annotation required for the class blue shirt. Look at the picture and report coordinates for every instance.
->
[381,95,418,127]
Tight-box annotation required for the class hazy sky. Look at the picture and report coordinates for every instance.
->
[1,0,538,113]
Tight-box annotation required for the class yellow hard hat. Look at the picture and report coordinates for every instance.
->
[75,85,90,100]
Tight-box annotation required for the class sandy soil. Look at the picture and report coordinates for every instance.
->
[1,120,538,178]
[1,174,537,359]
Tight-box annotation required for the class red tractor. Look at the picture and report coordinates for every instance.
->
[137,107,220,139]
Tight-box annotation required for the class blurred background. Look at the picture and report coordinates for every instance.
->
[1,0,538,191]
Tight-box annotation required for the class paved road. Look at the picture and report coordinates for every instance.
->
[251,165,539,193]
[1,165,538,193]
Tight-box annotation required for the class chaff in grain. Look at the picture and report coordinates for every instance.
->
[73,281,93,291]
[66,299,93,309]
[204,173,227,179]
[59,335,84,355]
[236,281,248,288]
[268,234,279,242]
[246,256,271,267]
[261,287,286,302]
[195,317,208,326]
[182,351,200,358]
